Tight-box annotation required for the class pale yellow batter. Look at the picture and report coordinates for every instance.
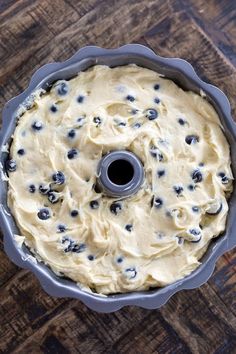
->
[7,65,233,294]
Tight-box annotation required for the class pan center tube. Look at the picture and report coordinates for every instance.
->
[97,150,144,198]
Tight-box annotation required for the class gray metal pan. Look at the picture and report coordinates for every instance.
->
[1,44,235,313]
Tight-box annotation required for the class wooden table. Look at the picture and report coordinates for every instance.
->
[0,0,236,352]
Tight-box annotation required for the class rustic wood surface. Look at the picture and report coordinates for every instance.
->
[0,0,236,353]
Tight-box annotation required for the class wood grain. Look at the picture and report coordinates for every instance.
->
[0,0,236,353]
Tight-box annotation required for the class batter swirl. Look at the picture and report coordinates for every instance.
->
[7,65,233,294]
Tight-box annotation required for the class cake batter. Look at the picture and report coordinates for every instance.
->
[7,65,233,294]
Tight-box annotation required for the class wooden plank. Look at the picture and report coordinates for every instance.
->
[0,270,71,352]
[0,239,19,287]
[0,0,170,103]
[0,0,17,13]
[10,283,236,354]
[0,0,80,80]
[109,311,192,354]
[160,287,236,354]
[209,250,236,316]
[0,0,102,103]
[0,268,149,352]
[0,0,35,20]
[179,0,236,67]
[11,305,192,354]
[64,0,102,18]
[144,11,236,117]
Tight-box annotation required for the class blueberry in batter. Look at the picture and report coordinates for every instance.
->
[6,159,17,172]
[145,108,158,120]
[37,208,50,220]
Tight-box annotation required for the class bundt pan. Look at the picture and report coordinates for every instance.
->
[1,45,236,313]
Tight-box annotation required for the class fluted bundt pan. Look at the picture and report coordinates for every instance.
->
[1,45,235,312]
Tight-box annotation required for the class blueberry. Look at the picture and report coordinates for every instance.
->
[71,209,79,217]
[159,138,168,145]
[151,196,163,209]
[145,108,158,120]
[110,202,122,215]
[173,186,183,195]
[6,159,17,172]
[190,228,201,236]
[133,122,141,129]
[178,118,185,125]
[90,200,99,209]
[154,84,160,90]
[61,236,69,243]
[77,117,85,127]
[56,81,68,96]
[17,149,25,155]
[125,268,137,279]
[206,202,223,215]
[125,224,133,232]
[88,255,95,261]
[188,184,195,191]
[222,176,229,184]
[131,109,138,115]
[67,148,78,159]
[50,104,58,113]
[71,243,86,253]
[176,236,184,245]
[25,101,33,110]
[126,95,135,102]
[77,95,84,103]
[57,224,66,233]
[39,184,50,195]
[154,97,160,104]
[192,206,199,212]
[150,146,163,161]
[192,169,203,183]
[93,116,101,127]
[118,122,126,127]
[94,183,101,194]
[61,236,70,249]
[52,171,65,185]
[68,129,76,139]
[32,121,43,131]
[29,184,36,193]
[218,172,225,178]
[189,228,202,243]
[185,135,199,145]
[157,169,165,178]
[156,232,164,239]
[62,236,85,253]
[37,208,50,220]
[63,238,73,251]
[48,191,59,204]
[117,257,123,263]
[218,172,229,184]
